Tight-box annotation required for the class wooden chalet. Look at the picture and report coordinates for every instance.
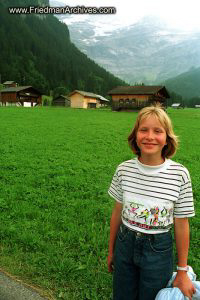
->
[108,85,170,111]
[3,81,18,88]
[52,95,70,107]
[0,86,42,106]
[69,90,109,109]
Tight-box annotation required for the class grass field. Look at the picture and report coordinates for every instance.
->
[0,107,200,299]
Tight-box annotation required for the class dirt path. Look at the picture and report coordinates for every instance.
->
[0,271,51,300]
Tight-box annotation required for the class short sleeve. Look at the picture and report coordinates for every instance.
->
[174,169,195,218]
[108,166,123,203]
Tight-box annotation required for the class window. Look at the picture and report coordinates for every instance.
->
[88,103,96,108]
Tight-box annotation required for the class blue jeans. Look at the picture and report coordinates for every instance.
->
[113,223,173,300]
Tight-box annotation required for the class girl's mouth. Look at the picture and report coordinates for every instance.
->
[143,143,157,145]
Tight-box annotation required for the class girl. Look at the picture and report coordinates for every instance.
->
[107,105,195,300]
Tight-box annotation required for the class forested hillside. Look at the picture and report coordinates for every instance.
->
[0,0,125,95]
[164,67,200,100]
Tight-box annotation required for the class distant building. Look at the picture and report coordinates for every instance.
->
[96,94,110,106]
[52,95,70,107]
[195,104,200,108]
[0,86,42,106]
[69,90,109,109]
[3,81,18,88]
[108,85,169,111]
[171,103,184,109]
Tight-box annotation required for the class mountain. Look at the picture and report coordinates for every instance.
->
[56,12,200,86]
[163,67,200,99]
[0,0,125,95]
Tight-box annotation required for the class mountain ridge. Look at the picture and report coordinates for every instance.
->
[59,13,200,88]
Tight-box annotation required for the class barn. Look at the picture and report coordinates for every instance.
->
[108,85,170,111]
[0,86,42,106]
[69,90,109,109]
[52,95,70,107]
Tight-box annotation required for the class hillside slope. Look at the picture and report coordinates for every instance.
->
[163,67,200,98]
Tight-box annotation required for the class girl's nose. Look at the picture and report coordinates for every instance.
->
[146,130,154,139]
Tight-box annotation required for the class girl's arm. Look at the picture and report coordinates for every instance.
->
[173,218,196,299]
[107,201,123,272]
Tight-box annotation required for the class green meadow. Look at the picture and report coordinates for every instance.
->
[0,107,200,299]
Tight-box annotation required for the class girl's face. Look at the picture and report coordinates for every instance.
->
[136,115,167,161]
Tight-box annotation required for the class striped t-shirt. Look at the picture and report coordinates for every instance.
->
[108,158,195,234]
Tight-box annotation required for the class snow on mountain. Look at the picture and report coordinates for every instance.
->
[50,0,200,84]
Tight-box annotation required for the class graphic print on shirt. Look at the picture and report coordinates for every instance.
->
[127,202,142,216]
[122,193,174,230]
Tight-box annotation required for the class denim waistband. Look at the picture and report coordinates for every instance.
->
[121,223,171,239]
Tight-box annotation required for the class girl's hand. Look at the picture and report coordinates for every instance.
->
[107,254,114,273]
[173,271,196,300]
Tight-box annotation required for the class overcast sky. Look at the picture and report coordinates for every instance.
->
[53,0,200,32]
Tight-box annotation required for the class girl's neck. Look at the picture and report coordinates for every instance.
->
[138,155,165,166]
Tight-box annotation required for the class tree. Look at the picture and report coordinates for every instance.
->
[168,91,183,106]
[53,86,70,99]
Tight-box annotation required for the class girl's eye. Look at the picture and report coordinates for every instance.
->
[139,128,147,132]
[155,129,163,133]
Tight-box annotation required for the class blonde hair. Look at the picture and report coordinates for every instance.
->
[128,105,179,158]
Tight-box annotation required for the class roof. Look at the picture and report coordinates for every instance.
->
[96,95,109,102]
[69,90,98,98]
[3,81,16,84]
[1,86,32,92]
[171,103,181,107]
[69,90,109,101]
[53,95,70,101]
[0,86,42,94]
[108,85,169,97]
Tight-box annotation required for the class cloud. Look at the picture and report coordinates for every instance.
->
[51,0,200,31]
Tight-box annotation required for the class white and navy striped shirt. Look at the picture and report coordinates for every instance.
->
[108,158,195,234]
